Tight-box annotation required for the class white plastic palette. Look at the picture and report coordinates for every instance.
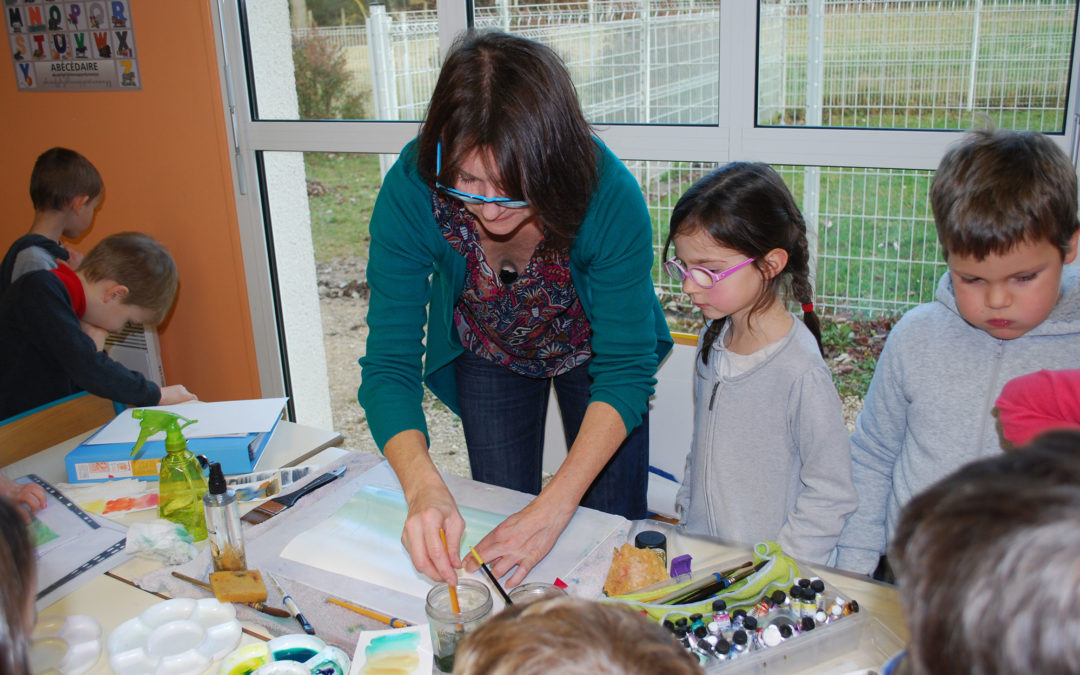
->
[107,597,242,675]
[30,615,102,675]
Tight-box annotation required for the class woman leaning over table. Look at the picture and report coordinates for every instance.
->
[358,30,672,588]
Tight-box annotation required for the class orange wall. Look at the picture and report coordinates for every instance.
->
[0,0,262,402]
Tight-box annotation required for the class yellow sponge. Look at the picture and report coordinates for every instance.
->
[210,569,268,603]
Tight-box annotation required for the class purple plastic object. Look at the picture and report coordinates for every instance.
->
[670,554,692,577]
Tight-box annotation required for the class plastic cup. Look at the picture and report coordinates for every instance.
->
[425,579,492,673]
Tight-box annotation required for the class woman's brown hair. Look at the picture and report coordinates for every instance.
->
[417,30,597,248]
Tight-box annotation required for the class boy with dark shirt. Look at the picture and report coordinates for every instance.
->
[0,147,103,295]
[0,232,197,419]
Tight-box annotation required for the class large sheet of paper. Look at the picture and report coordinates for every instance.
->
[279,461,625,608]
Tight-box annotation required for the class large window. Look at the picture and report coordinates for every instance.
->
[214,0,1079,441]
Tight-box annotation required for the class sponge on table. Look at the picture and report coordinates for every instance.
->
[210,570,268,603]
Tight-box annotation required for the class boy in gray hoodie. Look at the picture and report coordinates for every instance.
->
[835,128,1080,576]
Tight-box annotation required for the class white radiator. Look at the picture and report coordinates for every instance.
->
[104,323,165,387]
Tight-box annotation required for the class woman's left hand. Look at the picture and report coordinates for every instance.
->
[467,491,577,587]
[469,402,629,586]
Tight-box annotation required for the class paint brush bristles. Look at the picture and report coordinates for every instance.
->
[469,545,513,605]
[439,529,461,614]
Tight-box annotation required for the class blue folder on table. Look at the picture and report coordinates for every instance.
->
[64,398,287,482]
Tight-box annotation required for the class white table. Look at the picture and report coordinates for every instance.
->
[17,425,910,674]
[13,421,349,674]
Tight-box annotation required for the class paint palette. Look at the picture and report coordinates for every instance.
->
[29,615,102,675]
[107,598,242,675]
[218,634,350,675]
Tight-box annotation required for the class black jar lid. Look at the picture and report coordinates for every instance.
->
[634,530,667,549]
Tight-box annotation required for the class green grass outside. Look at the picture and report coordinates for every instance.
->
[305,152,382,260]
[302,3,1076,399]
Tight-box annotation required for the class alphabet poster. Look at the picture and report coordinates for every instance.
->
[6,0,140,91]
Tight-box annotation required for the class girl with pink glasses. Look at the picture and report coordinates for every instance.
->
[664,162,856,565]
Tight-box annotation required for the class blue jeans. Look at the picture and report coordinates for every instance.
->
[454,349,648,520]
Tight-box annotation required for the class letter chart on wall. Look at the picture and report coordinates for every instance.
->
[6,0,140,91]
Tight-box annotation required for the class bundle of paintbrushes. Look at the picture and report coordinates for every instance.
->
[603,541,800,622]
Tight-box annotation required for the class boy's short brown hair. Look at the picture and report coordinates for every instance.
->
[890,430,1080,675]
[78,232,178,325]
[931,128,1079,260]
[452,596,702,675]
[29,147,103,211]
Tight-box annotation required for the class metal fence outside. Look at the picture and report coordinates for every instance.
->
[294,0,1076,318]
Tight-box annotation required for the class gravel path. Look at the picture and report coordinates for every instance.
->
[317,257,471,479]
[316,257,863,482]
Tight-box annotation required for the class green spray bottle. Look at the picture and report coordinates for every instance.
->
[131,409,209,541]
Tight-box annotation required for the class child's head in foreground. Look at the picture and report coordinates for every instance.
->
[931,128,1079,340]
[889,429,1080,675]
[78,232,179,330]
[662,162,821,361]
[30,147,103,234]
[0,497,36,675]
[452,596,703,675]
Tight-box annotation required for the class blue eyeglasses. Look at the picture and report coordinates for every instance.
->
[664,257,757,289]
[435,142,530,209]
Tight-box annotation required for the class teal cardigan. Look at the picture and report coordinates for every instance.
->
[358,139,673,450]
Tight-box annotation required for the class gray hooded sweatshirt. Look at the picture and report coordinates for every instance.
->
[835,266,1080,574]
[676,316,858,565]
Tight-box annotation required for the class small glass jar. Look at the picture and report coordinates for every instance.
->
[425,578,493,673]
[634,530,667,566]
[506,582,567,606]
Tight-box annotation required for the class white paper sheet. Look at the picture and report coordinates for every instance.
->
[282,485,503,599]
[348,625,432,675]
[280,461,625,601]
[84,398,287,444]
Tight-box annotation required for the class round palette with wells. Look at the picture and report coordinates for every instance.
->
[107,597,242,675]
[30,615,102,675]
[218,634,350,675]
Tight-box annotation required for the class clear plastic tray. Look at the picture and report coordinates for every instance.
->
[641,557,903,674]
[616,527,906,674]
[707,613,903,674]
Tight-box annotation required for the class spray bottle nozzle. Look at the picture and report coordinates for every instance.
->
[130,409,198,458]
[207,462,227,495]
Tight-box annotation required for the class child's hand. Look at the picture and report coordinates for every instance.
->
[80,321,109,351]
[159,384,198,405]
[65,247,84,269]
[0,476,47,523]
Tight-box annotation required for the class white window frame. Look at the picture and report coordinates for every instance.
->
[210,0,1080,411]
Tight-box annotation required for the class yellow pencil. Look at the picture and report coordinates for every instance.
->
[327,597,410,628]
[439,529,461,614]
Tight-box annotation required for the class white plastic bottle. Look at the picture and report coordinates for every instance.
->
[203,462,247,571]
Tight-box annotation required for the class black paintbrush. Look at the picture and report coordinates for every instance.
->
[675,560,769,605]
[469,546,513,605]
